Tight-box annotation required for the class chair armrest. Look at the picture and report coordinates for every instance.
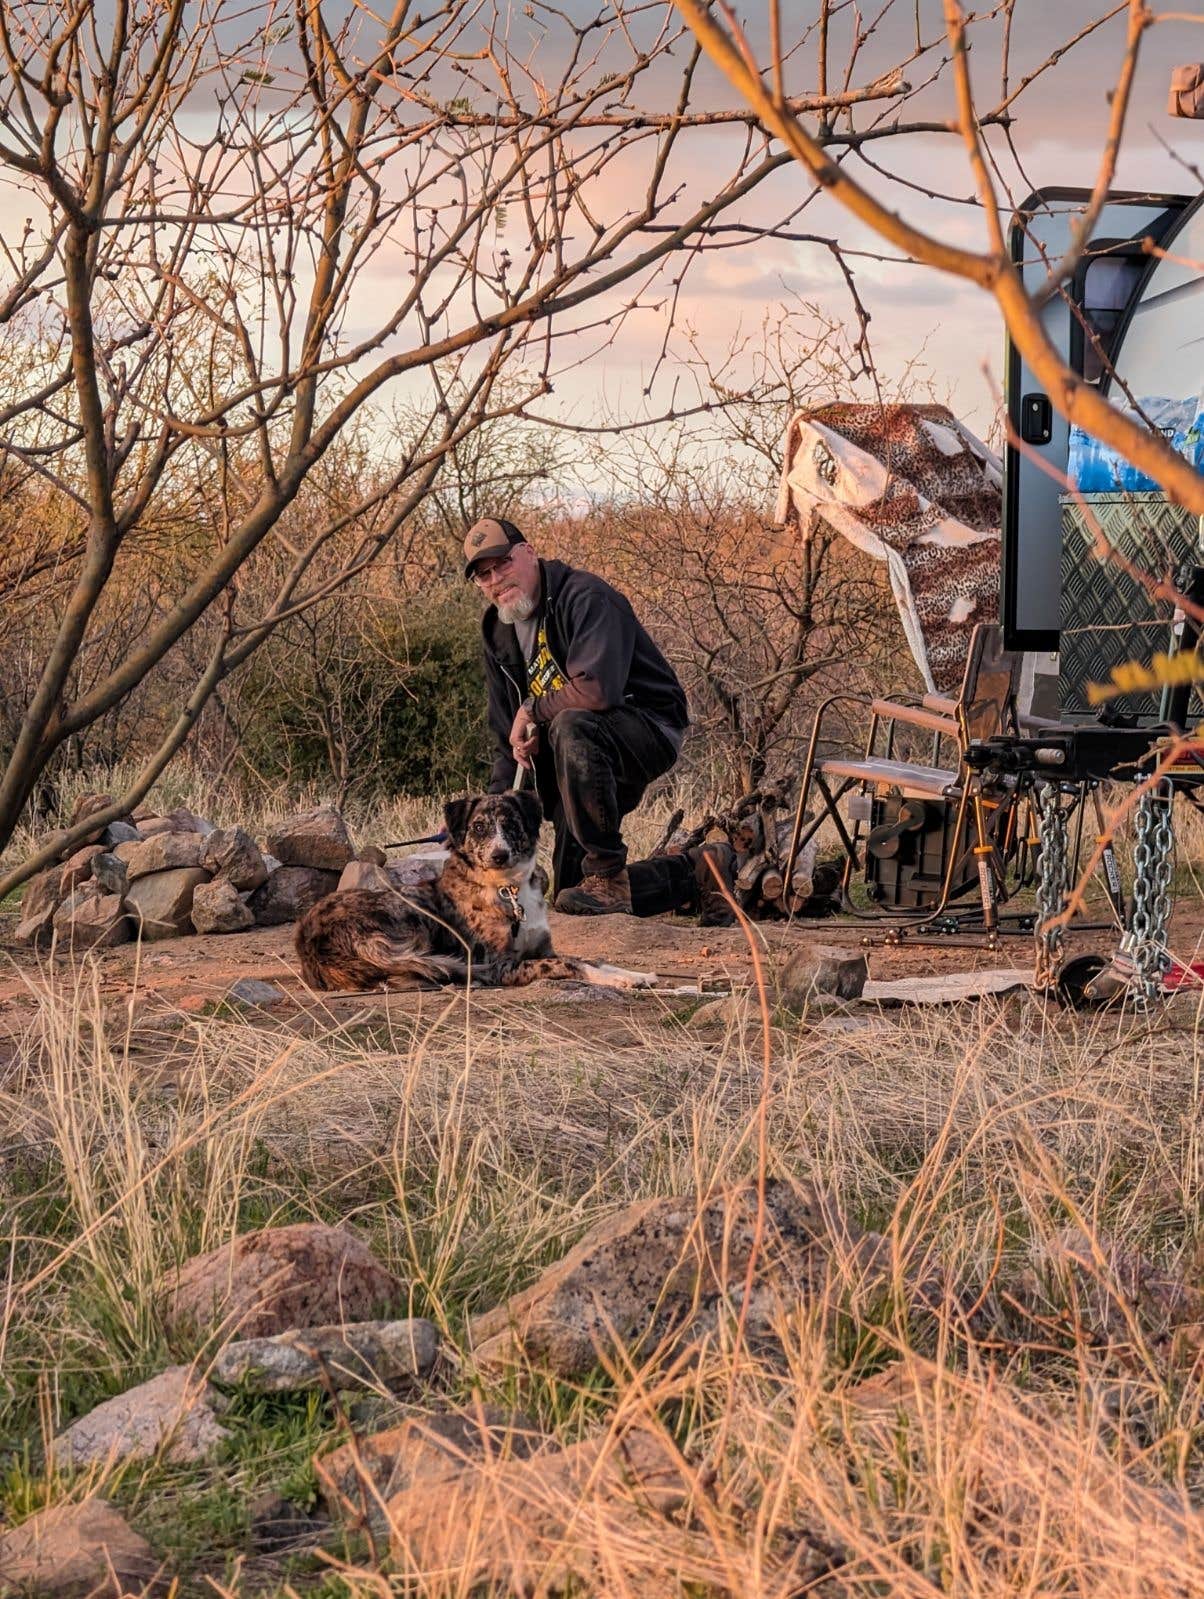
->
[870,698,959,738]
[921,693,958,717]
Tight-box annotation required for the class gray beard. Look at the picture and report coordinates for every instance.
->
[498,593,537,625]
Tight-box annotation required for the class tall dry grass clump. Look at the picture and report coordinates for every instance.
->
[3,953,1204,1594]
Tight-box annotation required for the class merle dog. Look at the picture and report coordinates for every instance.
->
[296,791,619,992]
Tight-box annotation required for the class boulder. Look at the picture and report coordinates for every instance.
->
[60,845,105,893]
[190,878,254,935]
[161,1221,404,1340]
[316,1407,543,1519]
[125,867,210,940]
[91,852,129,898]
[0,1498,160,1597]
[52,1365,229,1469]
[121,832,209,882]
[99,819,141,848]
[52,888,130,951]
[337,860,393,894]
[385,1427,688,1591]
[267,807,354,871]
[469,1179,846,1378]
[67,792,115,846]
[212,1317,438,1392]
[201,826,268,891]
[248,865,339,926]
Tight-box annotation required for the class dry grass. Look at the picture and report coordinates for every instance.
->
[4,939,1204,1596]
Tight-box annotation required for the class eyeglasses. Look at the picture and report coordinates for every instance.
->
[471,551,518,585]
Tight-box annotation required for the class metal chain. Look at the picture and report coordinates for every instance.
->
[1033,781,1070,991]
[1120,784,1174,1005]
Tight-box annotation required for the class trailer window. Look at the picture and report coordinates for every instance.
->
[1080,254,1146,383]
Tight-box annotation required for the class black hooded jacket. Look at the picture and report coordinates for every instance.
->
[481,558,688,793]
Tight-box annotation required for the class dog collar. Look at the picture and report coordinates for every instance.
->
[497,884,524,923]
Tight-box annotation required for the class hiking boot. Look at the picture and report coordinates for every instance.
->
[554,868,632,916]
[689,843,736,927]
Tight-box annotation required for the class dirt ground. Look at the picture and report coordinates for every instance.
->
[5,888,1199,1044]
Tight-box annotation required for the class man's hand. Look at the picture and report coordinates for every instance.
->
[509,703,539,769]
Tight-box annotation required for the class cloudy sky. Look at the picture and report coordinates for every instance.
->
[2,1,1201,483]
[550,2,1204,450]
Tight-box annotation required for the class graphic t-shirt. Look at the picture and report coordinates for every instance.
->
[515,614,566,702]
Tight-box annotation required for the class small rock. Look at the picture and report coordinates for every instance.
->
[201,826,268,891]
[190,878,254,935]
[246,1492,326,1555]
[213,1318,438,1392]
[60,845,105,893]
[778,946,869,1011]
[161,1222,404,1340]
[121,832,209,882]
[91,853,129,898]
[358,844,388,866]
[100,820,141,848]
[22,865,65,920]
[248,865,340,926]
[1042,1228,1204,1352]
[316,1407,544,1518]
[125,867,210,940]
[52,1366,229,1469]
[337,860,394,894]
[13,900,56,950]
[0,1498,160,1597]
[139,806,210,837]
[386,852,447,891]
[687,996,738,1027]
[225,978,285,1008]
[385,1427,687,1590]
[267,807,355,872]
[52,887,130,951]
[470,1179,844,1378]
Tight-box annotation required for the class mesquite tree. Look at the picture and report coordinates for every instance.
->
[0,0,1065,888]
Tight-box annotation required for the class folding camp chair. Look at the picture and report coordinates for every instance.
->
[783,624,1032,935]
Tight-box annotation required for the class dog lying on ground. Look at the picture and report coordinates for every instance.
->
[295,791,655,993]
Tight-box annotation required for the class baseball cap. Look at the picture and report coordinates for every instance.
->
[463,517,527,579]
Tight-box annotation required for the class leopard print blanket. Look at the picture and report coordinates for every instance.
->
[776,403,1002,693]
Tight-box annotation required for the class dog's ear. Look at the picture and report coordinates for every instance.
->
[514,788,543,837]
[443,796,477,847]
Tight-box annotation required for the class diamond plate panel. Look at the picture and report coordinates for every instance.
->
[1060,494,1202,721]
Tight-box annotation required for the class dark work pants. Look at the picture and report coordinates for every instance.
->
[534,707,677,896]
